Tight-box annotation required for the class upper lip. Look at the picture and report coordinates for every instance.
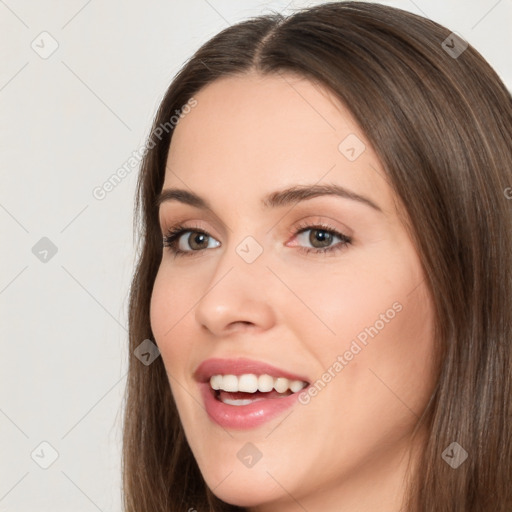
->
[194,357,310,384]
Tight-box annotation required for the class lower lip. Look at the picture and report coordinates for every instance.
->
[199,382,305,429]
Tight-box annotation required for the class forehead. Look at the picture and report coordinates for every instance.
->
[168,72,355,163]
[163,72,397,218]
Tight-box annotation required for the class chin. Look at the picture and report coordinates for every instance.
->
[210,485,277,509]
[200,463,288,508]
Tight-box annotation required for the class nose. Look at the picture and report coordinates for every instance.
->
[194,244,276,337]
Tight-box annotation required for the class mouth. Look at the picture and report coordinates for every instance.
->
[210,373,308,406]
[194,358,311,429]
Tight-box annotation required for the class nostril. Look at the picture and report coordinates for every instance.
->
[227,321,254,332]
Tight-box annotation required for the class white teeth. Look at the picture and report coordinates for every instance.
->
[209,373,307,394]
[210,375,223,390]
[222,397,265,406]
[274,377,289,393]
[289,380,305,393]
[238,373,259,393]
[258,374,274,392]
[221,374,239,392]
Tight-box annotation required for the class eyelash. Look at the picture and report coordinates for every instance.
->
[162,220,352,258]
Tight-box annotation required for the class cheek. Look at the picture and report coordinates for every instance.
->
[280,255,412,359]
[149,267,191,367]
[289,249,435,407]
[149,269,168,342]
[327,276,434,421]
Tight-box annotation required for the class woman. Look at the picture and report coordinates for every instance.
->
[122,2,512,511]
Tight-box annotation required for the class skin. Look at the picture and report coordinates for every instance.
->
[150,71,437,512]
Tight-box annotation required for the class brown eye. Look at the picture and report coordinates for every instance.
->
[186,232,210,250]
[163,226,220,257]
[307,228,334,248]
[292,223,352,256]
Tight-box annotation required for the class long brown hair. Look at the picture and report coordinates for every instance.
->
[122,2,512,510]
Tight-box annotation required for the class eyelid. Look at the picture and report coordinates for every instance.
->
[160,215,351,243]
[160,218,218,238]
[287,215,353,240]
[162,215,353,259]
[159,209,228,238]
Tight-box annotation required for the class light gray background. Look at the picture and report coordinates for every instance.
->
[1,1,510,510]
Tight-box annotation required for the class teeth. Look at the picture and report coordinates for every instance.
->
[221,374,238,392]
[239,374,258,393]
[274,377,289,393]
[210,375,223,390]
[209,373,307,394]
[289,380,305,393]
[258,374,274,392]
[222,397,265,406]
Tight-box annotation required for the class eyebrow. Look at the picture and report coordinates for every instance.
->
[155,184,383,213]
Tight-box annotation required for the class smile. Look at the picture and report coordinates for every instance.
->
[195,358,311,429]
[211,373,307,405]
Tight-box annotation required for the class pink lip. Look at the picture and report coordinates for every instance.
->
[194,358,310,430]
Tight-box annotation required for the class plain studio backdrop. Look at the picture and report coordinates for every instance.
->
[0,1,510,510]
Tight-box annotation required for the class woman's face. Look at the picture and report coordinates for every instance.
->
[150,72,436,511]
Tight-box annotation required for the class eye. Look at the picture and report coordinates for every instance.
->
[162,223,220,257]
[162,221,352,258]
[291,222,352,256]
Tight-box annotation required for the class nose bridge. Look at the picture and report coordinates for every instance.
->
[193,230,275,335]
[212,217,269,283]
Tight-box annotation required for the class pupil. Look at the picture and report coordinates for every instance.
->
[311,229,331,248]
[190,233,207,249]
